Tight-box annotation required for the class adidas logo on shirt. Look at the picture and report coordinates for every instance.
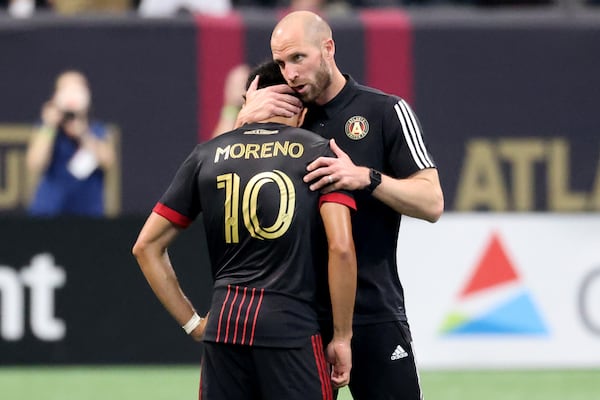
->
[390,344,408,360]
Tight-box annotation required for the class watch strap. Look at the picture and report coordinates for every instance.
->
[366,169,382,194]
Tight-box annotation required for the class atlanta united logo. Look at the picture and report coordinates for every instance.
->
[345,116,369,140]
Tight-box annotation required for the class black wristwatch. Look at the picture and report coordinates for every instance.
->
[365,169,382,194]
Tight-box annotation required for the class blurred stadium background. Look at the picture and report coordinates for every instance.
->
[1,1,599,399]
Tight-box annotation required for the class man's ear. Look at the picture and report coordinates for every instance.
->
[322,38,335,61]
[297,107,308,127]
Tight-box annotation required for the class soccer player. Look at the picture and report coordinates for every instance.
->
[235,11,444,400]
[132,60,357,400]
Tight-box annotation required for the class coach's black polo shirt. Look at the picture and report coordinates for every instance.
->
[304,76,437,325]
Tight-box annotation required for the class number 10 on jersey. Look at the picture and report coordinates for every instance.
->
[217,170,296,243]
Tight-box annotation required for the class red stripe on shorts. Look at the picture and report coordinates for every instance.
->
[312,334,332,400]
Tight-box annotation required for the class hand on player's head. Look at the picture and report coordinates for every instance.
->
[237,76,302,125]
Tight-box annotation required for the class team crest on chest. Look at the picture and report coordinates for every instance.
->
[345,116,369,140]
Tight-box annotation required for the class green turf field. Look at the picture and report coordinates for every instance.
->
[1,366,598,400]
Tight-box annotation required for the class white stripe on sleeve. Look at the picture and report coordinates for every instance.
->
[394,100,433,169]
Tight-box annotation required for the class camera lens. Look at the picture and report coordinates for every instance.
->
[63,111,77,120]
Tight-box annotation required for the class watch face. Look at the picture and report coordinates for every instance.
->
[368,169,382,193]
[371,169,381,182]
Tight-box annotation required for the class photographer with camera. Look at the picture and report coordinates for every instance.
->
[26,70,116,217]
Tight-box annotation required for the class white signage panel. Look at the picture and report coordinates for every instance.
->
[398,214,600,369]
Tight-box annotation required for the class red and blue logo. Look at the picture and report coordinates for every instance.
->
[440,233,548,336]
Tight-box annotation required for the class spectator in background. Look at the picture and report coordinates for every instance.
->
[233,0,351,13]
[282,0,351,14]
[3,0,134,16]
[26,70,116,217]
[49,0,133,14]
[138,0,231,16]
[211,63,250,138]
[3,0,49,17]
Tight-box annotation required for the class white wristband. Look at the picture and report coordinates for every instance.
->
[182,312,202,335]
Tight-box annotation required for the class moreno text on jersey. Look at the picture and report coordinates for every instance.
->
[214,141,305,163]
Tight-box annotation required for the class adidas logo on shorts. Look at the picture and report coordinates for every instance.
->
[390,344,408,360]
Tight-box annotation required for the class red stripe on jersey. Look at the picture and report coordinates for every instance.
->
[153,203,192,228]
[216,285,232,342]
[248,288,265,346]
[241,288,256,345]
[224,285,240,343]
[360,9,413,104]
[194,13,244,142]
[232,287,248,344]
[319,192,357,211]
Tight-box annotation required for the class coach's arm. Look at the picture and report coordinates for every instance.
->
[305,140,444,223]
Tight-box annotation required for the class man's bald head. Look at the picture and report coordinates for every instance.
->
[270,10,344,105]
[271,11,332,48]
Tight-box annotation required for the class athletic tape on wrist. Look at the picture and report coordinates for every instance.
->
[182,312,202,335]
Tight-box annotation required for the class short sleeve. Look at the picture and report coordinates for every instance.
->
[384,97,436,178]
[153,146,203,228]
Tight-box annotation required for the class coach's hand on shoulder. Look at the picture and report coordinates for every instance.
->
[326,338,352,388]
[190,312,209,342]
[304,139,369,194]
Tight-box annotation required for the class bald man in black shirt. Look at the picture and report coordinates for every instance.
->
[237,11,444,400]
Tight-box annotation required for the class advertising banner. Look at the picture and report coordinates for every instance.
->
[398,214,600,369]
[2,214,600,367]
[0,217,212,364]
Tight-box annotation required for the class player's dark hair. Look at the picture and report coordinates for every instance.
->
[245,60,288,91]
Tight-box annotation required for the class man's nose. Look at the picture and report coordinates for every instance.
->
[285,67,299,83]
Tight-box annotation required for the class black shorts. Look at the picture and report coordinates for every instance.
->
[200,334,333,400]
[348,320,423,400]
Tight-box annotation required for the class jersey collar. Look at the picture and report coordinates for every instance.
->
[309,74,357,120]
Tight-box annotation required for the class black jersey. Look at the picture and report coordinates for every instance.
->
[154,122,355,347]
[304,76,436,325]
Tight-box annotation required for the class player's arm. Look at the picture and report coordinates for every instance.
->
[305,139,444,223]
[320,201,356,388]
[132,212,207,341]
[234,75,302,128]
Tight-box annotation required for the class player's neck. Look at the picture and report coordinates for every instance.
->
[261,115,300,127]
